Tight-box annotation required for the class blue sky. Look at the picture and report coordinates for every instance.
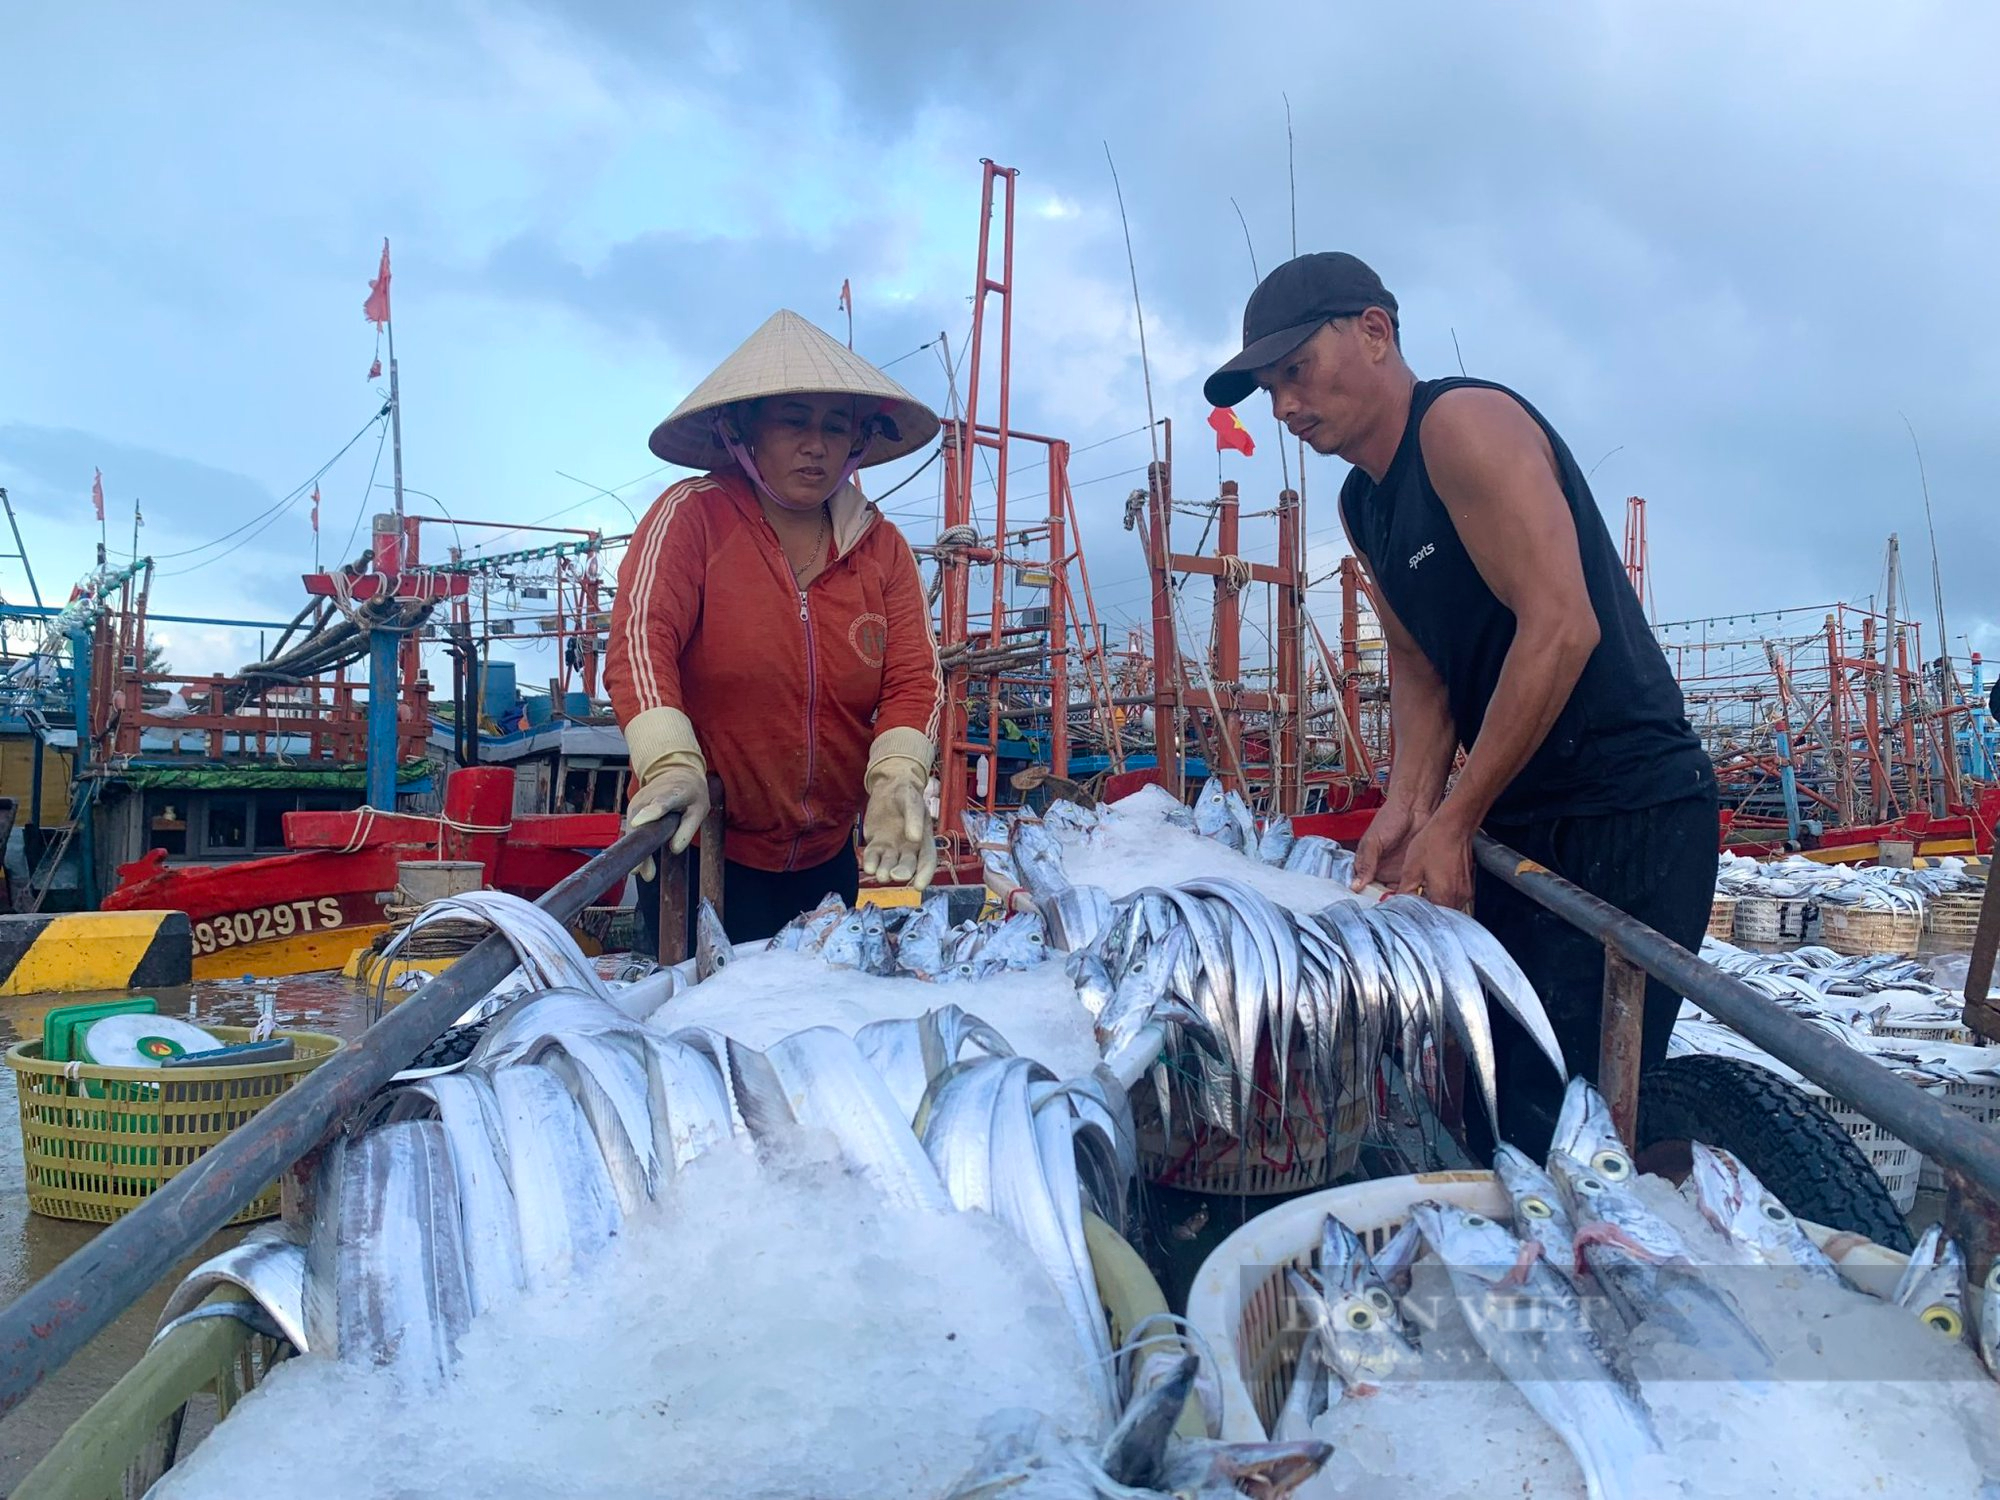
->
[2,0,1995,688]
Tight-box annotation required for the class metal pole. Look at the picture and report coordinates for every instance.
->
[1146,460,1180,796]
[0,813,679,1420]
[1046,444,1069,779]
[1825,613,1849,826]
[66,629,97,910]
[0,487,43,608]
[1473,832,2000,1196]
[366,624,399,808]
[387,317,404,522]
[1276,487,1302,814]
[1962,875,2000,1043]
[1598,950,1648,1144]
[1213,481,1241,794]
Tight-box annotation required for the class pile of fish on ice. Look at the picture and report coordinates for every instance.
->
[1676,938,2000,1106]
[1279,1077,2000,1500]
[1716,851,1982,917]
[153,860,1354,1497]
[967,783,1567,1155]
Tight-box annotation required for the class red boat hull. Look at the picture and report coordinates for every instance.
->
[102,768,622,976]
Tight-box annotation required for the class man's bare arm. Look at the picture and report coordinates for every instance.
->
[1419,387,1601,838]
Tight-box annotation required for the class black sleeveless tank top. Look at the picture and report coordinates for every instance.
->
[1338,377,1713,823]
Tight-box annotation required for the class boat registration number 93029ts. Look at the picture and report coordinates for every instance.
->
[192,898,347,955]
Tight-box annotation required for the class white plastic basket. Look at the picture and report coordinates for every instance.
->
[1924,891,1985,943]
[1186,1170,1504,1441]
[1918,1077,2000,1191]
[1797,1082,1924,1212]
[1731,895,1809,945]
[1875,1013,1987,1048]
[1186,1170,1913,1444]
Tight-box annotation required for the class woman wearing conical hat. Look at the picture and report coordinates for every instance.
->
[606,310,942,948]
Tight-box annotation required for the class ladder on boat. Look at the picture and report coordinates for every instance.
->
[27,780,98,913]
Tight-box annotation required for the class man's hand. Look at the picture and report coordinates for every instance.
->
[1351,799,1428,891]
[1395,811,1476,911]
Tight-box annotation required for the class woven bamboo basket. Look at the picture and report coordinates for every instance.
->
[1137,1041,1374,1196]
[1707,893,1738,941]
[1817,903,1922,958]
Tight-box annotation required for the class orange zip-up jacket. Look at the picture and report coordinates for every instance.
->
[606,470,942,872]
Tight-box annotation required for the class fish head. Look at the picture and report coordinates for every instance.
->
[1894,1224,1969,1341]
[1491,1144,1574,1239]
[1312,1214,1417,1386]
[1006,820,1070,901]
[1099,1351,1197,1488]
[1545,1149,1684,1268]
[1192,777,1229,832]
[819,914,868,967]
[1171,1438,1336,1499]
[1410,1201,1542,1292]
[1549,1077,1630,1179]
[986,912,1049,967]
[1685,1142,1816,1265]
[1068,952,1116,1021]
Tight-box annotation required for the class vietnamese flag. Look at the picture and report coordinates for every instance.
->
[91,468,105,522]
[1208,406,1255,457]
[363,239,392,326]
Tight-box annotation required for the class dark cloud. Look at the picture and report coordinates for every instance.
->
[0,423,345,613]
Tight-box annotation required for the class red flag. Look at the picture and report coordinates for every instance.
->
[838,278,851,313]
[310,485,321,534]
[368,357,382,380]
[363,239,392,326]
[1208,406,1256,457]
[92,468,105,522]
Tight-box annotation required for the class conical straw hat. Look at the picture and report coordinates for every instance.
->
[648,309,940,469]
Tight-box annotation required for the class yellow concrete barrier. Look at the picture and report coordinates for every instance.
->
[0,911,192,996]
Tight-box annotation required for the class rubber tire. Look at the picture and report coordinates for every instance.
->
[406,1020,487,1073]
[1635,1054,1914,1254]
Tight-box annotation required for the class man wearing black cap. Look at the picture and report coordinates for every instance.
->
[1206,252,1718,1158]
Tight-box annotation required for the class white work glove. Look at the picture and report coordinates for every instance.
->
[623,707,709,879]
[860,729,937,889]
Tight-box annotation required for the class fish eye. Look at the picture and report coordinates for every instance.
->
[1760,1201,1792,1224]
[1590,1151,1632,1182]
[1464,1214,1487,1228]
[1344,1305,1376,1332]
[1576,1176,1605,1196]
[1520,1197,1554,1221]
[1366,1287,1395,1314]
[1988,1264,2000,1291]
[1920,1305,1963,1339]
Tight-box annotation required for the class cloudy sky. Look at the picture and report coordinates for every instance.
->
[2,1,1995,692]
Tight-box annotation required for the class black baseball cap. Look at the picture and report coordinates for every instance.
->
[1203,251,1398,408]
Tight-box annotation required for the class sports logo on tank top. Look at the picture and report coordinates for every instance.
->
[849,612,889,667]
[1408,541,1436,570]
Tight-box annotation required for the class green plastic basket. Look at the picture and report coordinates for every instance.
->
[5,1025,342,1224]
